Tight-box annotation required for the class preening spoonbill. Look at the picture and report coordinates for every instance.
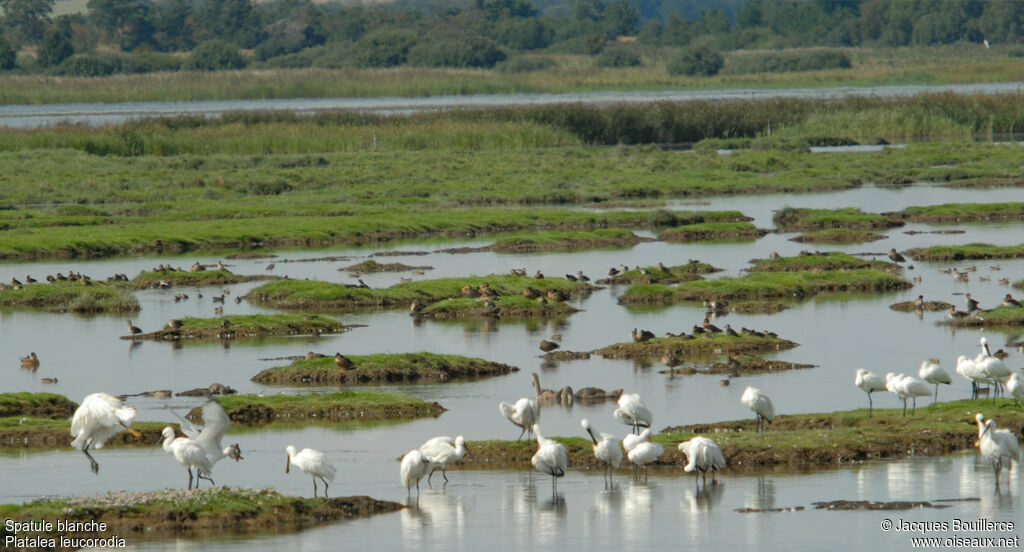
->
[956,355,988,399]
[613,393,652,434]
[854,369,887,417]
[977,337,1011,399]
[531,424,568,496]
[918,359,951,402]
[172,400,243,474]
[678,436,727,488]
[581,418,621,486]
[400,449,431,497]
[285,445,336,497]
[1007,373,1023,406]
[70,392,139,474]
[498,398,538,441]
[974,414,1022,489]
[885,373,930,416]
[740,387,774,433]
[625,428,663,482]
[419,435,469,483]
[157,427,214,489]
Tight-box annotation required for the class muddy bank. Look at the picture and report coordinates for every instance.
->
[659,356,815,376]
[773,207,903,231]
[0,420,166,449]
[593,334,798,360]
[189,392,446,425]
[340,260,432,274]
[596,261,720,285]
[906,244,1024,262]
[251,353,517,386]
[747,252,898,273]
[724,301,792,313]
[123,269,272,289]
[790,230,888,244]
[937,306,1024,328]
[894,203,1024,224]
[658,223,766,242]
[812,500,959,511]
[890,300,952,312]
[489,231,654,253]
[0,281,139,313]
[2,488,402,544]
[541,351,592,361]
[123,315,354,341]
[0,393,77,418]
[413,296,579,320]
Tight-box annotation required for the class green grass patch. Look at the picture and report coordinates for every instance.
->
[773,207,903,231]
[251,352,516,385]
[125,269,270,289]
[246,274,595,310]
[0,281,138,313]
[658,222,766,242]
[597,261,721,285]
[416,295,579,319]
[790,228,889,244]
[619,269,911,305]
[0,418,168,449]
[748,252,897,272]
[204,392,446,425]
[905,243,1024,261]
[593,333,797,359]
[340,259,431,273]
[489,228,650,253]
[899,202,1024,223]
[128,314,351,340]
[0,393,77,418]
[938,306,1024,327]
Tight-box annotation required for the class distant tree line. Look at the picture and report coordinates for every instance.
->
[0,0,1020,75]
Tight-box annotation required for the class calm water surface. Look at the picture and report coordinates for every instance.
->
[2,183,1023,550]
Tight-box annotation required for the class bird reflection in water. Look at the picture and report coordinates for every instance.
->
[400,489,467,544]
[744,476,774,511]
[682,481,725,514]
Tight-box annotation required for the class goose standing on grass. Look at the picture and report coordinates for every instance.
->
[400,449,431,497]
[71,392,140,474]
[531,424,567,496]
[499,397,538,441]
[285,445,336,498]
[740,387,774,433]
[854,369,887,417]
[419,435,469,484]
[157,427,214,490]
[918,359,952,402]
[678,436,727,488]
[613,393,652,434]
[581,419,622,487]
[974,414,1022,489]
[625,428,663,482]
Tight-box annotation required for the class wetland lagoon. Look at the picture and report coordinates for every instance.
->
[3,90,1024,552]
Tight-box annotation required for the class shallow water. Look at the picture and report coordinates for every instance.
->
[2,183,1024,549]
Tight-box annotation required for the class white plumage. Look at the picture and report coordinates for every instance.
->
[854,369,887,417]
[286,445,337,497]
[740,386,774,433]
[70,392,138,474]
[956,355,989,399]
[976,337,1011,398]
[613,393,652,434]
[159,426,214,489]
[1007,373,1024,405]
[974,414,1022,489]
[400,449,431,497]
[498,398,538,441]
[176,400,243,473]
[885,373,930,416]
[625,428,663,482]
[918,359,951,402]
[419,435,468,483]
[531,424,568,495]
[678,436,726,487]
[581,418,621,486]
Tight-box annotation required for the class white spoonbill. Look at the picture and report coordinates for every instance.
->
[400,449,431,497]
[977,337,1011,399]
[678,436,727,488]
[285,445,336,497]
[157,427,214,490]
[613,393,652,434]
[70,392,140,474]
[1007,373,1023,406]
[854,369,887,417]
[171,400,243,474]
[581,419,621,486]
[531,424,568,496]
[740,387,774,433]
[625,428,663,482]
[918,359,951,402]
[885,373,930,416]
[419,435,469,484]
[956,355,989,399]
[498,398,538,441]
[974,415,1022,489]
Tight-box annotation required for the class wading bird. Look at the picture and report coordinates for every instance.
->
[71,392,139,474]
[169,400,243,474]
[885,373,930,416]
[740,386,774,433]
[498,397,538,441]
[974,414,1022,489]
[581,419,621,487]
[1007,373,1023,406]
[625,428,663,482]
[157,427,213,490]
[855,369,887,417]
[531,424,567,496]
[400,449,431,497]
[918,359,952,402]
[613,393,652,434]
[285,445,336,498]
[678,436,727,489]
[419,435,469,484]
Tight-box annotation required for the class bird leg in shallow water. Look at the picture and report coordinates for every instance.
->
[82,445,99,475]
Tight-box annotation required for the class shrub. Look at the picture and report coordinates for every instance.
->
[667,45,723,76]
[494,55,555,73]
[53,55,115,76]
[184,40,246,71]
[726,49,852,74]
[595,46,642,68]
[347,29,418,68]
[0,35,15,71]
[407,34,505,68]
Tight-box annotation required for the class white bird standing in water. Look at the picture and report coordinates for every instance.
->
[854,369,887,417]
[171,400,243,474]
[581,418,621,486]
[678,436,727,488]
[70,392,140,474]
[956,355,988,399]
[400,449,431,497]
[740,387,774,433]
[918,359,951,402]
[419,435,469,483]
[285,445,336,497]
[498,398,538,441]
[531,424,567,496]
[1007,372,1024,406]
[976,337,1011,399]
[974,414,1022,489]
[613,393,652,434]
[624,427,663,481]
[157,427,214,490]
